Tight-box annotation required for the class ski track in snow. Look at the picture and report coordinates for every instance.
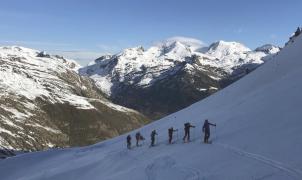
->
[146,139,302,179]
[214,142,302,179]
[145,156,200,180]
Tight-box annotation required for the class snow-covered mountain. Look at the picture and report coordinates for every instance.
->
[1,33,301,180]
[79,38,280,119]
[0,46,148,151]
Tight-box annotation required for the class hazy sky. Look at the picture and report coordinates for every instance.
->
[0,0,301,65]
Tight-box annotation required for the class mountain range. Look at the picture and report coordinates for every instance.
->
[79,38,280,119]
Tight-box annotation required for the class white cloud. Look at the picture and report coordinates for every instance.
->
[154,36,207,51]
[166,36,206,46]
[49,50,105,66]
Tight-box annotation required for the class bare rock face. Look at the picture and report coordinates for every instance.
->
[0,46,148,151]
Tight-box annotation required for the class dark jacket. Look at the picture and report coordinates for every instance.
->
[127,135,131,143]
[135,132,140,140]
[203,121,216,133]
[168,128,177,136]
[184,123,195,131]
[151,130,157,139]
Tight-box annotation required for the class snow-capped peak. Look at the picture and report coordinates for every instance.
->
[0,46,39,57]
[0,46,81,71]
[118,46,145,59]
[206,41,250,58]
[92,54,113,65]
[255,44,281,54]
[0,45,82,100]
[158,40,192,57]
[156,36,206,52]
[123,46,145,53]
[0,46,37,52]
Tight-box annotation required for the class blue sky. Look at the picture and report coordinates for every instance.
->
[0,0,301,65]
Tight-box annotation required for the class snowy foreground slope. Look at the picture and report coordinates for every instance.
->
[1,36,302,179]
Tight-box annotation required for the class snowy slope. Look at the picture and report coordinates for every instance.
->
[0,34,301,179]
[0,46,87,107]
[0,46,148,151]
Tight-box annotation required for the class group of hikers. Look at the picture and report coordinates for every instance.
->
[126,119,216,149]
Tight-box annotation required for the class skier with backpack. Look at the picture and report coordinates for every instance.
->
[126,135,131,149]
[150,130,158,147]
[183,122,195,142]
[202,119,216,143]
[168,127,178,144]
[135,132,144,147]
[245,68,250,74]
[294,27,301,37]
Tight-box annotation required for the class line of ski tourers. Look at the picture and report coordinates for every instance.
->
[126,119,216,149]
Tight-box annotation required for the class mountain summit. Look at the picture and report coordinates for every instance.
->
[206,40,251,58]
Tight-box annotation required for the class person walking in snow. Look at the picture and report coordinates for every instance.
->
[127,135,131,149]
[294,27,301,37]
[183,122,195,142]
[150,130,157,147]
[202,119,216,143]
[135,132,143,147]
[245,68,250,74]
[168,127,178,144]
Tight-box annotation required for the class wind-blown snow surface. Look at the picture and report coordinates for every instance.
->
[1,36,302,179]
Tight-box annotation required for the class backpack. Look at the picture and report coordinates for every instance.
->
[139,135,145,140]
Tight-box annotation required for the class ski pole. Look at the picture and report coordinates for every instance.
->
[215,126,217,141]
[193,127,196,141]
